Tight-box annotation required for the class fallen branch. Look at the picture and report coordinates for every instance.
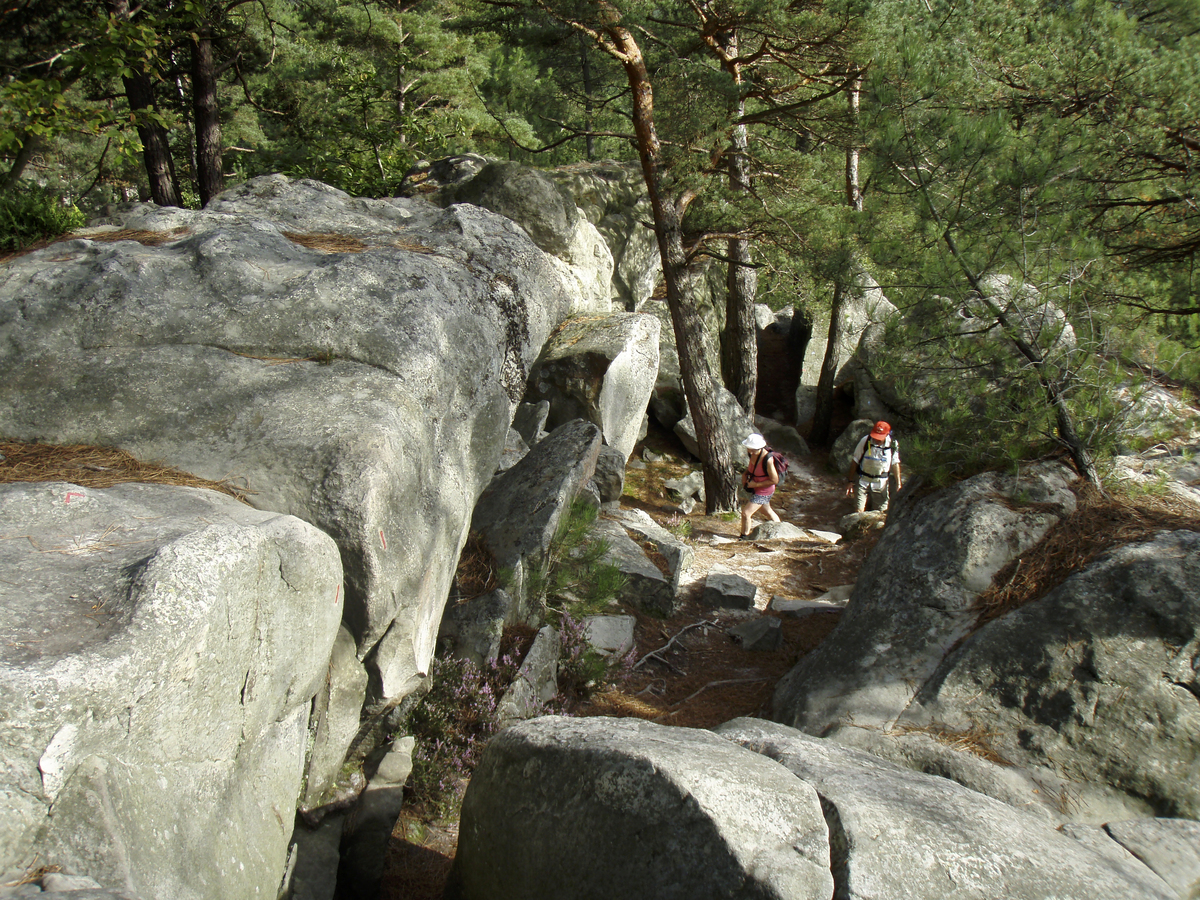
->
[632,619,718,671]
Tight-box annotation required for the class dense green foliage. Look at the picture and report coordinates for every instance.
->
[0,184,85,249]
[2,0,1196,477]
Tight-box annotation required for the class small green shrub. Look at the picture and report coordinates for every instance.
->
[0,185,86,251]
[533,499,628,618]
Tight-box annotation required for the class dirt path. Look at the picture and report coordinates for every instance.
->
[590,433,876,729]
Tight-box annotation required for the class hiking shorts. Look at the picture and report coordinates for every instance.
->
[854,477,889,513]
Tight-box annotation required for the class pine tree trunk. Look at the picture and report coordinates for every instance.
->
[606,19,740,512]
[191,31,223,207]
[716,32,757,415]
[124,70,182,207]
[108,0,180,207]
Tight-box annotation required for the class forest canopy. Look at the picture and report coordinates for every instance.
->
[2,0,1197,485]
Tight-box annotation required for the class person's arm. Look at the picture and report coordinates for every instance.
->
[765,456,779,485]
[846,439,863,495]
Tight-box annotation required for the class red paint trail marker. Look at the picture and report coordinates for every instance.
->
[64,492,85,504]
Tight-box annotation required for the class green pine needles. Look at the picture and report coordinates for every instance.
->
[526,498,628,619]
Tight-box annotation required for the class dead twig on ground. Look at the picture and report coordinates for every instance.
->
[632,619,718,671]
[655,678,769,719]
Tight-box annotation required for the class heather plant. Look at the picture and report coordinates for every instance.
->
[664,510,693,540]
[401,651,518,816]
[554,611,637,703]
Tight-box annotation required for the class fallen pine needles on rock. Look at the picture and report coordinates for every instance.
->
[0,440,252,502]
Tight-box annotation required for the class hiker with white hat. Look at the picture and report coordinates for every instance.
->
[846,421,902,513]
[739,433,781,538]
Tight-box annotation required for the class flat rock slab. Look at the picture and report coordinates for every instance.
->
[605,507,695,584]
[583,614,635,657]
[750,521,810,541]
[701,565,758,610]
[727,617,783,651]
[589,518,677,616]
[1102,817,1200,897]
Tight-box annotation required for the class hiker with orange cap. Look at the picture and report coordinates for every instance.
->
[846,421,902,513]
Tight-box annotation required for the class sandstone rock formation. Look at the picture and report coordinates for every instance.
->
[448,715,1182,900]
[0,173,608,896]
[0,482,341,899]
[772,461,1200,824]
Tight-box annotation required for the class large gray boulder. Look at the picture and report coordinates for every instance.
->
[796,269,895,393]
[0,481,342,898]
[524,312,660,461]
[406,157,658,311]
[773,461,1078,735]
[895,528,1200,821]
[446,715,833,900]
[773,459,1200,824]
[0,175,596,706]
[852,275,1074,423]
[547,160,661,310]
[716,719,1178,900]
[439,161,615,310]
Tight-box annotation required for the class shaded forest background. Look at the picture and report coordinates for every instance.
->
[3,0,1198,486]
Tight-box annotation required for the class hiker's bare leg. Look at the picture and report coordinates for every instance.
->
[740,500,760,536]
[764,500,781,523]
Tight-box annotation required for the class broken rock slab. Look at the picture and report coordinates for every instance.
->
[605,507,694,594]
[588,518,678,617]
[496,625,560,727]
[1097,817,1200,898]
[772,596,847,619]
[701,565,758,610]
[716,719,1178,900]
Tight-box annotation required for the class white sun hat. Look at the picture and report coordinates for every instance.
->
[742,433,766,450]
